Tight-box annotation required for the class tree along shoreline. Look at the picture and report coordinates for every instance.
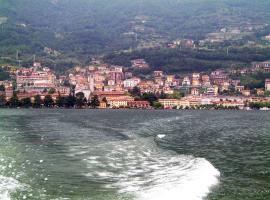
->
[0,107,267,111]
[1,91,269,110]
[0,105,265,111]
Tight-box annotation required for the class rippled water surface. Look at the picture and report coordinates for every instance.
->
[0,109,270,200]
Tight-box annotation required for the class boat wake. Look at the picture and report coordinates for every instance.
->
[70,138,220,200]
[0,175,23,200]
[135,158,220,200]
[66,115,221,200]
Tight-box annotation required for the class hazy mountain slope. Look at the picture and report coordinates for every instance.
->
[1,0,270,65]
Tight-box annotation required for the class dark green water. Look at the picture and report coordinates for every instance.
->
[0,109,270,200]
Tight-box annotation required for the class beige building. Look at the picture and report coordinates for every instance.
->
[191,88,200,96]
[192,73,201,86]
[159,99,190,109]
[256,89,265,96]
[166,75,175,83]
[242,90,251,97]
[107,96,134,108]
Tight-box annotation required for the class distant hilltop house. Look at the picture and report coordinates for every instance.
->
[33,62,42,68]
[205,33,225,43]
[203,27,242,44]
[168,39,195,49]
[91,58,102,65]
[44,47,60,56]
[153,71,163,78]
[131,59,149,69]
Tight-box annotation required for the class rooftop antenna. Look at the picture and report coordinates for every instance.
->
[33,54,36,63]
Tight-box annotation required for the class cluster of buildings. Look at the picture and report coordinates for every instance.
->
[1,62,70,102]
[1,59,270,109]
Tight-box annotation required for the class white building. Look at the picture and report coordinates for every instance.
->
[123,78,141,88]
[182,76,191,86]
[265,79,270,91]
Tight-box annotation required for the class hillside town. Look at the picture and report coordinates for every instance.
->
[1,59,270,110]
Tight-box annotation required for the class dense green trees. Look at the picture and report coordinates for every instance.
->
[89,95,100,108]
[64,95,76,108]
[55,95,65,107]
[0,84,5,91]
[33,95,42,108]
[9,93,20,108]
[21,97,32,108]
[2,0,270,68]
[129,86,141,99]
[0,94,6,107]
[105,46,270,74]
[75,92,87,108]
[141,93,158,106]
[249,102,270,109]
[44,95,54,107]
[0,68,10,81]
[232,72,270,90]
[153,101,163,109]
[48,88,56,94]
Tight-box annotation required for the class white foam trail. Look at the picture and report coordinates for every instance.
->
[80,141,220,200]
[68,116,221,200]
[136,158,220,200]
[157,134,166,139]
[0,175,23,200]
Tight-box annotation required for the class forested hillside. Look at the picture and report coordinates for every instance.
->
[1,0,270,70]
[104,46,270,74]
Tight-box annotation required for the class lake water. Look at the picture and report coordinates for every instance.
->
[0,109,270,200]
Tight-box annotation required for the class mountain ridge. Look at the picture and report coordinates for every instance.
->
[1,0,270,71]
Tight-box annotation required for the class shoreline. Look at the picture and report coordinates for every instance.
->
[0,107,267,111]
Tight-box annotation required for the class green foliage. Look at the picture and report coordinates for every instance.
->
[21,97,32,108]
[168,90,183,99]
[8,93,20,108]
[75,92,86,108]
[141,93,158,106]
[2,0,270,68]
[249,102,270,109]
[64,95,76,108]
[44,95,54,107]
[0,84,5,91]
[33,95,42,108]
[48,88,56,94]
[265,91,270,97]
[89,95,100,108]
[0,68,10,81]
[159,91,168,99]
[153,101,163,109]
[105,46,270,74]
[130,86,141,98]
[231,72,270,89]
[56,95,65,107]
[0,94,6,107]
